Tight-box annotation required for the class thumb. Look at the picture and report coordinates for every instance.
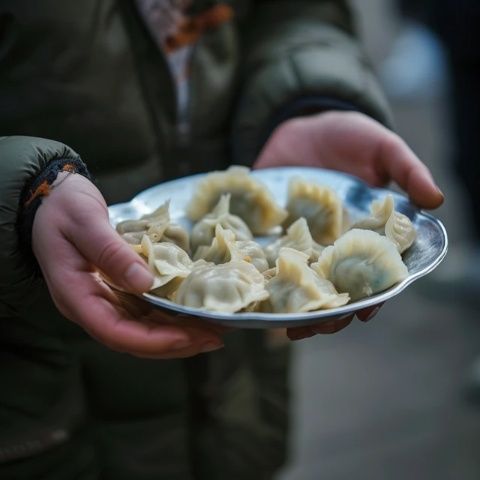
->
[379,134,444,209]
[72,216,153,293]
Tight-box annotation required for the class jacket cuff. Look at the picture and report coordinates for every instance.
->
[19,156,91,272]
[0,136,84,308]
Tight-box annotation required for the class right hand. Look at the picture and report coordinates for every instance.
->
[32,173,225,359]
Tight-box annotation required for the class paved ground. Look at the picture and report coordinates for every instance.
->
[277,2,480,479]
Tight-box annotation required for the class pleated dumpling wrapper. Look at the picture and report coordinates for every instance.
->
[352,194,416,253]
[174,260,269,313]
[139,235,195,298]
[264,217,325,267]
[186,166,287,235]
[116,200,190,254]
[262,248,349,313]
[312,229,409,301]
[284,177,346,245]
[194,224,269,272]
[190,193,253,254]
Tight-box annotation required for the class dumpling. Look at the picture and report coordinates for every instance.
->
[147,222,190,254]
[194,225,269,272]
[262,267,277,282]
[284,178,345,245]
[140,235,193,295]
[385,212,416,254]
[116,201,170,235]
[310,241,326,263]
[174,260,269,312]
[352,194,416,253]
[235,239,269,273]
[311,229,409,301]
[190,194,253,253]
[262,248,349,313]
[116,200,190,253]
[186,165,287,234]
[264,217,314,267]
[193,225,238,264]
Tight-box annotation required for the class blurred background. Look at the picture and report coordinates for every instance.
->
[277,1,480,479]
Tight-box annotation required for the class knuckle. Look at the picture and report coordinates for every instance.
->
[384,132,404,151]
[95,240,127,270]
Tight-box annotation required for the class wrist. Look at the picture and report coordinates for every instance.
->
[19,157,92,273]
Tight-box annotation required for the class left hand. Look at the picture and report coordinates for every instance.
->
[254,110,444,339]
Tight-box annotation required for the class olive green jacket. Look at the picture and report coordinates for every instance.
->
[0,1,389,479]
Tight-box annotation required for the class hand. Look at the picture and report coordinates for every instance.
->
[255,110,444,209]
[32,173,225,359]
[286,304,382,340]
[255,111,440,337]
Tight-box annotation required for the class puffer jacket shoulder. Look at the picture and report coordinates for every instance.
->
[233,0,392,163]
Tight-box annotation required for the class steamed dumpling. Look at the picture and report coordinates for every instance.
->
[352,195,416,253]
[186,166,287,234]
[139,235,194,299]
[284,178,345,245]
[116,201,171,237]
[312,229,409,301]
[193,225,237,264]
[235,239,269,273]
[146,223,191,254]
[194,225,268,272]
[116,200,190,253]
[262,248,349,313]
[116,201,170,236]
[174,260,269,312]
[190,194,253,253]
[264,217,315,267]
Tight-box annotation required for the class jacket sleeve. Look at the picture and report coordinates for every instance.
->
[0,136,81,311]
[232,0,393,164]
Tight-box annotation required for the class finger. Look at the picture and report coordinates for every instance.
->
[287,326,317,341]
[71,215,153,293]
[378,134,444,209]
[134,305,233,336]
[112,287,157,317]
[112,289,229,337]
[132,344,223,359]
[356,303,384,322]
[310,314,354,335]
[125,317,226,358]
[76,289,225,358]
[45,259,224,358]
[287,314,354,340]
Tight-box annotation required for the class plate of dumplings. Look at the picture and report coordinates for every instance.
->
[108,166,448,328]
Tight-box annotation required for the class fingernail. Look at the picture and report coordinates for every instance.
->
[288,328,315,341]
[437,186,445,200]
[200,342,224,353]
[362,306,381,323]
[125,263,153,290]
